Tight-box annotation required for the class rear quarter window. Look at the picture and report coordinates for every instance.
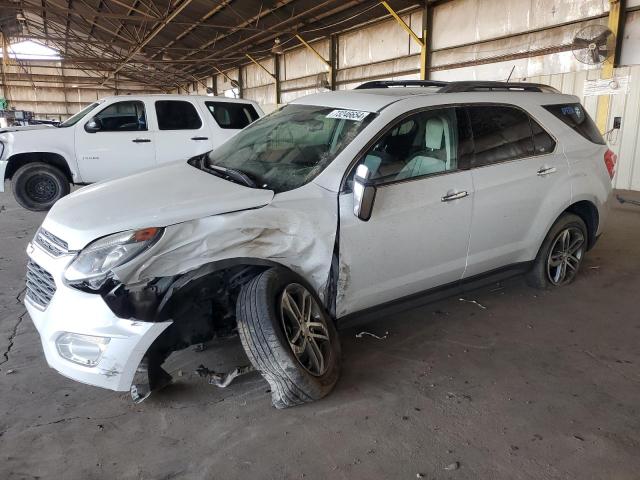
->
[205,101,260,129]
[543,103,605,145]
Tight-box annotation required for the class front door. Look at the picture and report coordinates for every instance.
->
[337,107,475,317]
[463,104,571,277]
[75,99,156,182]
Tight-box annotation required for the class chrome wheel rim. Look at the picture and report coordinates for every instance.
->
[280,283,331,377]
[546,227,585,286]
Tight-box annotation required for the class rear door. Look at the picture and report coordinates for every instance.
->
[337,106,475,316]
[75,99,156,182]
[463,104,570,278]
[202,100,261,148]
[153,99,213,164]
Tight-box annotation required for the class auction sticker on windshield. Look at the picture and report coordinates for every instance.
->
[326,109,370,122]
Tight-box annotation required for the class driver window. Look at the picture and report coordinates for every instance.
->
[92,101,147,132]
[359,107,463,183]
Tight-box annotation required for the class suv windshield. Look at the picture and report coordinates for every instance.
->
[59,102,100,128]
[202,104,374,192]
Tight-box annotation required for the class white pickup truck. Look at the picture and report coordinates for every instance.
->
[0,95,263,211]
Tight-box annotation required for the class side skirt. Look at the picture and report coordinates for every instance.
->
[337,261,532,330]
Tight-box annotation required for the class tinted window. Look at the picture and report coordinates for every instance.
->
[467,105,534,166]
[92,101,146,131]
[155,100,202,130]
[357,107,469,183]
[530,118,556,154]
[543,103,605,145]
[206,101,259,129]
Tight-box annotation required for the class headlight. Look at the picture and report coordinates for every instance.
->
[65,227,163,290]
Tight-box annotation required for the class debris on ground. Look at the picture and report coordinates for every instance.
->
[193,343,207,352]
[573,435,585,441]
[416,473,425,478]
[195,364,255,388]
[444,462,460,471]
[459,298,487,309]
[589,266,600,270]
[5,369,15,375]
[616,195,640,207]
[355,331,389,340]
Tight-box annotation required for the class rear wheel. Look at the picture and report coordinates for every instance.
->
[527,213,587,288]
[236,268,341,408]
[12,162,70,211]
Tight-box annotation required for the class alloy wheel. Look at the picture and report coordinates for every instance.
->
[546,227,585,285]
[280,283,331,376]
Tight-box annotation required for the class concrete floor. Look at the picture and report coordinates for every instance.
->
[1,189,640,480]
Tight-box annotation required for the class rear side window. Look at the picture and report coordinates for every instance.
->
[205,101,259,129]
[155,100,202,130]
[543,103,605,145]
[466,105,535,166]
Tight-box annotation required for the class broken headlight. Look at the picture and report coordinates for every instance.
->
[65,227,163,290]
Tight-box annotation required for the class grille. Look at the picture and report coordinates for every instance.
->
[26,260,57,309]
[34,228,69,257]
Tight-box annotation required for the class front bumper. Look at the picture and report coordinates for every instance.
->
[25,241,171,391]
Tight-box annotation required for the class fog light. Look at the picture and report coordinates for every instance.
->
[56,333,110,367]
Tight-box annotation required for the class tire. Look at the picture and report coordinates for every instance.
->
[236,268,341,408]
[12,162,70,211]
[526,213,588,289]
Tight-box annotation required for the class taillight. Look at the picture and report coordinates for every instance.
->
[604,149,617,179]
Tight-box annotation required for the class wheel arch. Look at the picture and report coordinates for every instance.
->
[5,152,74,183]
[564,200,599,250]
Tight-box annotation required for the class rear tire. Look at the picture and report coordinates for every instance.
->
[12,162,70,211]
[527,213,588,289]
[236,268,341,408]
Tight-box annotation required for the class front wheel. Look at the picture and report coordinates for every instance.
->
[236,268,341,408]
[527,213,588,288]
[12,162,70,211]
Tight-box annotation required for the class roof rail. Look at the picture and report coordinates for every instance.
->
[355,80,449,89]
[439,81,559,93]
[355,79,559,94]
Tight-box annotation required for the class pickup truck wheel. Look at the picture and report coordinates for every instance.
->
[527,213,587,289]
[237,268,341,408]
[12,162,70,211]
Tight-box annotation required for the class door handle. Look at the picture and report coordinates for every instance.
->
[537,166,556,176]
[132,138,151,143]
[191,136,209,141]
[441,191,469,202]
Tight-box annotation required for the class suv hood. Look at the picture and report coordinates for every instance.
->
[43,161,274,250]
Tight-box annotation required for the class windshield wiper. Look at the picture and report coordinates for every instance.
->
[203,163,257,188]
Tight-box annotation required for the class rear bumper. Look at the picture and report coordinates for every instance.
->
[25,241,171,391]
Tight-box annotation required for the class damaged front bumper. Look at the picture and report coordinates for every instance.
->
[25,242,171,391]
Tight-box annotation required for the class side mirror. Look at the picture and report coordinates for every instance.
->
[353,164,377,221]
[84,117,102,133]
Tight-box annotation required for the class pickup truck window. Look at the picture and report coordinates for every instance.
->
[59,102,99,128]
[92,101,147,132]
[202,104,374,192]
[205,101,259,129]
[155,100,202,130]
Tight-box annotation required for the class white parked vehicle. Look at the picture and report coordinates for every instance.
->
[25,80,614,408]
[0,95,263,211]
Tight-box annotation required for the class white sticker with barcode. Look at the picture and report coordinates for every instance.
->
[326,109,370,122]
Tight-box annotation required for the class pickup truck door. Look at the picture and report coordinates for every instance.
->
[153,99,214,164]
[336,106,475,317]
[75,99,156,182]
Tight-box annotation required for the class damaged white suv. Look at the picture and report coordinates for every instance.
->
[25,80,614,408]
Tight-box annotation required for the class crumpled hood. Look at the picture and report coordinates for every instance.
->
[0,124,55,133]
[42,161,274,250]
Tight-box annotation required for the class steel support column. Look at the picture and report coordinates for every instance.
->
[596,0,626,133]
[380,1,427,79]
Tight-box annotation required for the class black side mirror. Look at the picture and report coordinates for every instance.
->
[84,117,102,133]
[353,164,377,221]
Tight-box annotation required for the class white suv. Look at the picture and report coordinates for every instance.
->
[24,80,614,408]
